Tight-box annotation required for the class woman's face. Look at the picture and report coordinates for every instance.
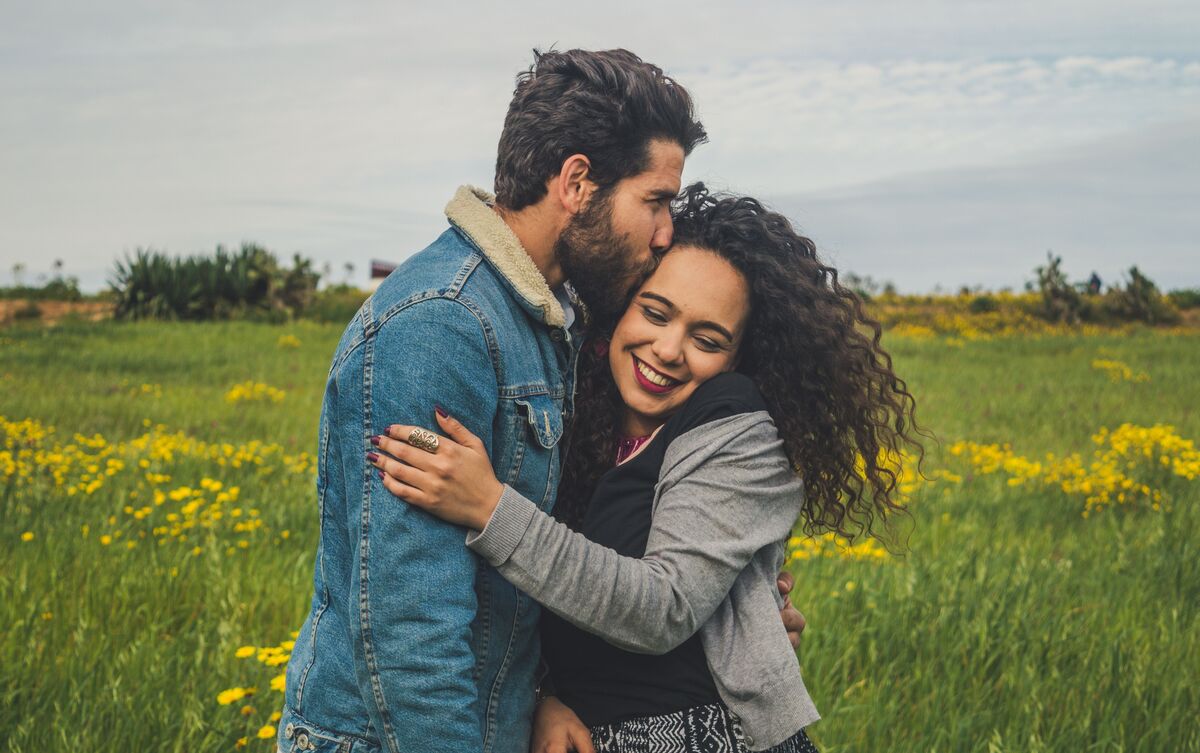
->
[608,245,751,436]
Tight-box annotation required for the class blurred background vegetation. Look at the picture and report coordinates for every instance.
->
[2,246,1198,332]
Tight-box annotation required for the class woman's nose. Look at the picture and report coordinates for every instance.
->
[652,331,684,364]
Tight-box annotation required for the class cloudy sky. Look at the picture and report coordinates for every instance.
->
[2,1,1198,292]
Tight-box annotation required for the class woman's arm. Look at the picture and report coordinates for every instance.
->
[470,412,800,653]
[372,410,802,655]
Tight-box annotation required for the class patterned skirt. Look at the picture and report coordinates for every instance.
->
[589,703,817,753]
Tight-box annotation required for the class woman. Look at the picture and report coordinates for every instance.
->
[367,184,921,752]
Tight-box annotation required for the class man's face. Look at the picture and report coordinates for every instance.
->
[556,138,685,323]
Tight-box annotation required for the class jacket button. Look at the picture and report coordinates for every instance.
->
[745,734,755,747]
[295,732,310,750]
[550,329,563,341]
[284,723,294,739]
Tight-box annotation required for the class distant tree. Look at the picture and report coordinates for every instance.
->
[843,272,881,301]
[1101,266,1178,325]
[1034,252,1085,324]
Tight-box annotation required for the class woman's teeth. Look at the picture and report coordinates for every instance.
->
[636,359,677,387]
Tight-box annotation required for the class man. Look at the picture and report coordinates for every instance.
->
[279,49,803,753]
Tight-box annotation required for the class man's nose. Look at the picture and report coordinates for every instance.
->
[650,216,674,253]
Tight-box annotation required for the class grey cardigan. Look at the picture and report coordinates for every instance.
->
[465,410,820,750]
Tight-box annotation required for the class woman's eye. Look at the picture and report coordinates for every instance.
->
[695,337,721,351]
[642,307,667,323]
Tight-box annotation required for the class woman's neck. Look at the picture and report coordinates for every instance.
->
[620,409,662,439]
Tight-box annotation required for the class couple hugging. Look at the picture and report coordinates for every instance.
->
[277,48,919,753]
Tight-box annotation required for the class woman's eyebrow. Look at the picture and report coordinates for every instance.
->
[696,320,735,342]
[639,292,735,342]
[638,291,675,310]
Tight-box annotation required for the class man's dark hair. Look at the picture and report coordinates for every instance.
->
[494,49,707,211]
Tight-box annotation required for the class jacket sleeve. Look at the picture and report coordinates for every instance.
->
[344,297,496,753]
[465,413,801,654]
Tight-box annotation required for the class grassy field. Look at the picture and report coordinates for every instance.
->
[2,320,1198,752]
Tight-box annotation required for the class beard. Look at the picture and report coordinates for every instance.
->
[555,189,658,327]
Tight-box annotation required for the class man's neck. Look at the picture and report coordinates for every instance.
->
[494,202,564,290]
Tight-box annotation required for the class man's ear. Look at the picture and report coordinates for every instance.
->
[551,154,595,215]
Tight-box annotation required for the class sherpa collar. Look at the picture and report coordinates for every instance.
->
[444,185,565,329]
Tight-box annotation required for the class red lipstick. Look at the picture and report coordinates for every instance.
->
[631,355,681,395]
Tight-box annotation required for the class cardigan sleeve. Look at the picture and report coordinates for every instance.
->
[465,411,802,654]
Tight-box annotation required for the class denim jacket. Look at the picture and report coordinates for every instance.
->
[279,186,581,753]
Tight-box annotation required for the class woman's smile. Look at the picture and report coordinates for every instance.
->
[631,355,683,394]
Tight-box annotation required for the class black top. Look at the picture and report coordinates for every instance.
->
[540,372,768,727]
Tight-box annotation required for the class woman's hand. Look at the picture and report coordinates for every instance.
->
[777,571,807,649]
[531,696,595,753]
[368,409,504,531]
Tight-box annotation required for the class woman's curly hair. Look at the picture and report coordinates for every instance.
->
[558,182,924,540]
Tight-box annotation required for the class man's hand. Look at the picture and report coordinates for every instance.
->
[531,696,594,753]
[777,571,807,649]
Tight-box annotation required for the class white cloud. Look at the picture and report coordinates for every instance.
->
[684,55,1200,192]
[2,1,1200,290]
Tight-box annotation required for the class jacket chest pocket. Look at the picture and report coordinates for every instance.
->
[491,393,563,511]
[514,393,564,450]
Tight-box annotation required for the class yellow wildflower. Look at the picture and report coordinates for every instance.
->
[216,686,255,705]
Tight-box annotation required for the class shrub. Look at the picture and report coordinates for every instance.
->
[842,272,889,303]
[110,245,320,321]
[1099,267,1179,325]
[304,285,370,324]
[0,278,83,302]
[1033,253,1086,324]
[1167,288,1200,310]
[968,295,999,314]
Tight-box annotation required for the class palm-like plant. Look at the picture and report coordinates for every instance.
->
[109,244,321,321]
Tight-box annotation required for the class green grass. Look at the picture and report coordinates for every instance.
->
[1,321,1197,752]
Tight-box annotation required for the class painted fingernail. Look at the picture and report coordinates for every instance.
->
[370,436,381,446]
[435,405,448,418]
[367,452,379,463]
[378,470,386,479]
